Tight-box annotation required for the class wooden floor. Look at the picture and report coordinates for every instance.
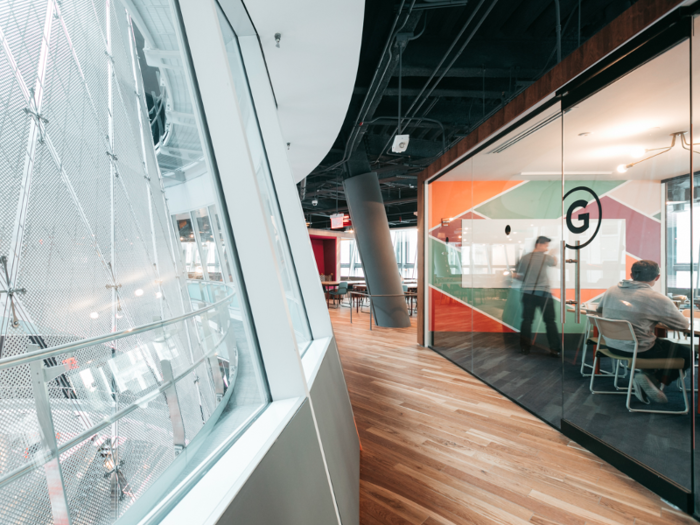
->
[329,306,696,525]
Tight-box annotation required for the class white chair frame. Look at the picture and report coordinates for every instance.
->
[589,317,689,415]
[580,314,623,379]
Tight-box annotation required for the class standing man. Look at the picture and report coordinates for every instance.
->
[514,236,561,357]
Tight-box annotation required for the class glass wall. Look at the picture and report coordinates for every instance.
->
[0,0,269,523]
[428,105,564,424]
[561,38,691,493]
[428,26,699,514]
[215,5,313,354]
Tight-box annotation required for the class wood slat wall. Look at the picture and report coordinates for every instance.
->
[330,307,696,524]
[415,0,684,346]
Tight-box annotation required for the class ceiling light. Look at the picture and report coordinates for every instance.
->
[155,292,162,299]
[89,312,99,319]
[135,289,144,297]
[629,146,645,158]
[620,132,698,173]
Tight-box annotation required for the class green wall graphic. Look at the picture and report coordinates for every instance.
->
[475,180,624,219]
[430,237,587,333]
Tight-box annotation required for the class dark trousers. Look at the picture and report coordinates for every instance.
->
[611,338,692,385]
[520,292,561,352]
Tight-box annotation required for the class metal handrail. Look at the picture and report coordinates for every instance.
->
[0,284,235,372]
[0,284,235,490]
[349,291,417,330]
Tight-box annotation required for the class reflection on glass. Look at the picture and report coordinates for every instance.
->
[174,214,203,279]
[693,14,700,514]
[426,18,699,515]
[561,39,691,494]
[0,1,269,522]
[515,236,561,357]
[193,208,224,282]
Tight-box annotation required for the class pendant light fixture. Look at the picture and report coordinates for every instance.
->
[616,132,700,173]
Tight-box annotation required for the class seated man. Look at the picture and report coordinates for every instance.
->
[596,260,691,404]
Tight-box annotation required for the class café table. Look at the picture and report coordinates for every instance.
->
[321,281,340,307]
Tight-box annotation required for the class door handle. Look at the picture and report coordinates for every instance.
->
[565,240,581,323]
[560,240,566,325]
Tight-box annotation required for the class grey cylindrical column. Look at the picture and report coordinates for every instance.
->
[344,173,410,328]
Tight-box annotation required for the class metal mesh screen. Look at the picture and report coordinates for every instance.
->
[0,464,54,524]
[0,1,268,522]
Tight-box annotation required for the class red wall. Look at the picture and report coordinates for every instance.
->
[311,239,326,274]
[310,236,337,279]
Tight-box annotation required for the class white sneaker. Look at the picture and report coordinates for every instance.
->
[631,378,650,405]
[634,373,668,404]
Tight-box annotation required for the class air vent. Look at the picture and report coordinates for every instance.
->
[488,113,560,154]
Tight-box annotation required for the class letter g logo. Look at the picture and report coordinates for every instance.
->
[563,186,602,250]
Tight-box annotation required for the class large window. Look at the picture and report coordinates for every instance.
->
[340,238,363,278]
[340,229,417,279]
[215,6,313,354]
[0,1,268,523]
[391,228,418,279]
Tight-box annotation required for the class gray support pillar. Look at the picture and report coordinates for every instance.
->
[343,173,410,328]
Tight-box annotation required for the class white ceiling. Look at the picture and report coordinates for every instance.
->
[243,0,365,183]
[440,40,694,183]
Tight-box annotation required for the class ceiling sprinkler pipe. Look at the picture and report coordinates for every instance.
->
[377,0,498,160]
[407,0,497,121]
[554,0,562,63]
[344,0,418,159]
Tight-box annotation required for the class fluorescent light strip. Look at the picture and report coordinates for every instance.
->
[519,171,613,176]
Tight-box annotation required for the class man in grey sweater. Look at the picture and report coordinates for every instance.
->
[514,236,561,357]
[596,260,691,404]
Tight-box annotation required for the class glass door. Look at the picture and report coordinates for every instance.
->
[561,37,692,502]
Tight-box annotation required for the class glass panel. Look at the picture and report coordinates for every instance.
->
[209,205,234,283]
[173,214,204,279]
[428,156,474,370]
[0,1,269,522]
[428,104,564,426]
[215,5,313,354]
[391,228,418,279]
[692,14,700,514]
[193,208,224,282]
[562,40,691,493]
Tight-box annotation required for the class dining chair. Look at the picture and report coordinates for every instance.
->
[589,317,688,414]
[328,281,350,309]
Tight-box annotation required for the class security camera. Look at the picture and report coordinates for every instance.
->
[311,197,318,206]
[392,134,410,153]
